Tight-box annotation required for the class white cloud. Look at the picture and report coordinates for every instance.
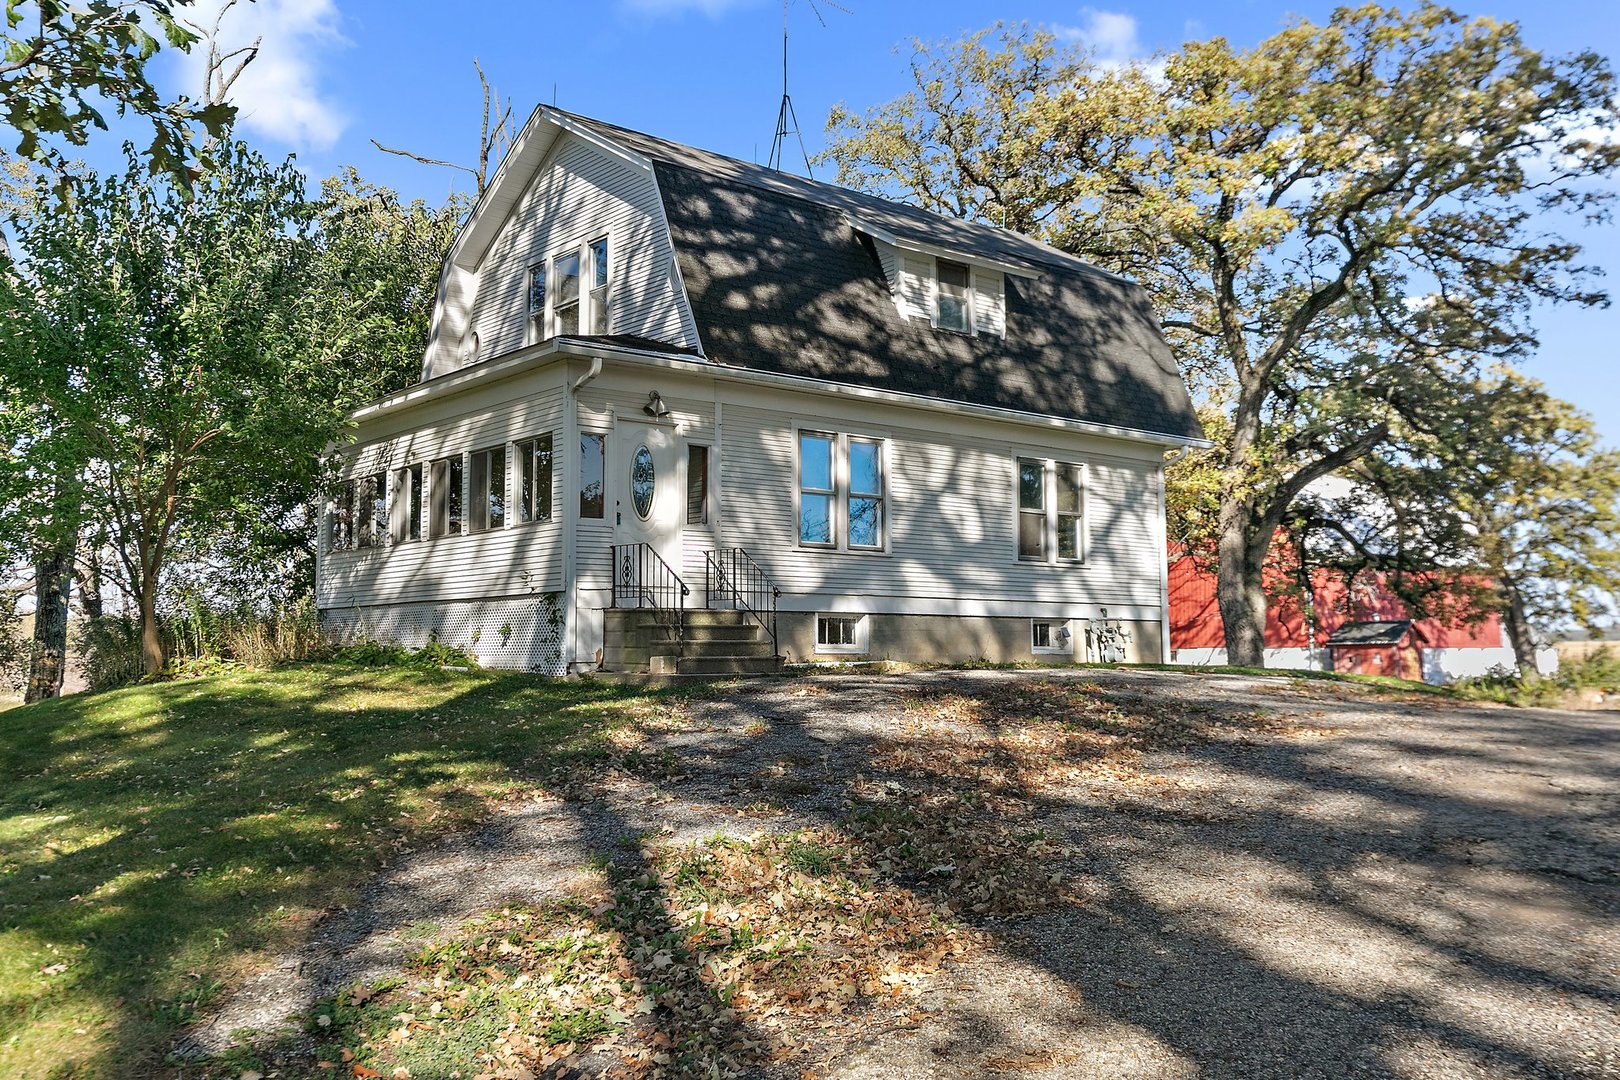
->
[173,0,350,151]
[1056,8,1144,68]
[619,0,762,18]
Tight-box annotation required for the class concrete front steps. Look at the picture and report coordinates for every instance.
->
[600,607,783,678]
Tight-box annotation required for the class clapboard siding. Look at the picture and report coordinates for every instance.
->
[318,378,567,609]
[455,135,692,368]
[717,401,1163,614]
[573,382,718,596]
[973,268,1006,337]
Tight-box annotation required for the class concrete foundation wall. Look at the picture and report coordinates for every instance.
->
[777,612,1164,666]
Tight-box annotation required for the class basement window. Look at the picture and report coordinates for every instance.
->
[816,614,868,655]
[1032,619,1074,655]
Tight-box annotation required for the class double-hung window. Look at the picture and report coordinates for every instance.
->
[468,445,506,533]
[516,435,553,524]
[1017,457,1086,563]
[935,258,972,332]
[588,237,610,334]
[798,431,886,551]
[530,239,611,340]
[429,455,463,538]
[527,263,547,337]
[552,250,581,334]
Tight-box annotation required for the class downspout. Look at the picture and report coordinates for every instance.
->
[1159,445,1190,664]
[563,356,604,673]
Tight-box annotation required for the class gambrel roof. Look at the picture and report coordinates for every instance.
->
[450,107,1204,443]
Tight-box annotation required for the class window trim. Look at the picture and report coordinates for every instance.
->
[815,613,869,656]
[793,426,891,555]
[1012,454,1089,566]
[528,233,613,343]
[390,462,424,545]
[428,453,465,539]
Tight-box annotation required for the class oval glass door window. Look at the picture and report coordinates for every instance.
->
[630,444,655,519]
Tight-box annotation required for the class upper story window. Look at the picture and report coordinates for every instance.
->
[1017,457,1086,564]
[529,239,611,341]
[798,431,887,551]
[589,237,610,335]
[935,258,971,332]
[552,251,581,335]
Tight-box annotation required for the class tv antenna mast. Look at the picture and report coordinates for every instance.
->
[768,0,849,177]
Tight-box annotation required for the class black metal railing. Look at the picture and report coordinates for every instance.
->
[704,546,782,656]
[610,543,690,639]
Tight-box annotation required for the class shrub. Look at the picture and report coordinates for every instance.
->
[326,636,479,671]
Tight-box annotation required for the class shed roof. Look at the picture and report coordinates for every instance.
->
[1326,620,1414,647]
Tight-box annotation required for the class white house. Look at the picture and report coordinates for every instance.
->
[315,107,1208,676]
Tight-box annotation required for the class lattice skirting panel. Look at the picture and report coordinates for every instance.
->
[321,595,566,675]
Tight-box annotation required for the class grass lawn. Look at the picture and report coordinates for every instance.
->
[0,663,668,1078]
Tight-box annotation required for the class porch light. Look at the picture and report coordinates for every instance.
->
[643,391,672,418]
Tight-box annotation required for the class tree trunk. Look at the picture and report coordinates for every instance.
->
[24,545,73,703]
[75,541,104,619]
[139,575,164,675]
[1217,503,1269,668]
[1501,580,1540,684]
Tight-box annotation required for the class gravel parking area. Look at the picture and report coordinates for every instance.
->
[189,669,1619,1078]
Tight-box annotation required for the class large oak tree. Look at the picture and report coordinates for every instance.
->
[822,6,1619,666]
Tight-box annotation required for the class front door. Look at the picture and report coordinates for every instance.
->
[612,420,683,604]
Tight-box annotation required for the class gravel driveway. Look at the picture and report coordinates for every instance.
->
[189,669,1619,1079]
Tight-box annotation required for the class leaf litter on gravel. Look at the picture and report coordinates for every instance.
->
[277,830,980,1078]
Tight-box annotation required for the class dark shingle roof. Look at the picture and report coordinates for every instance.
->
[559,111,1203,441]
[1326,620,1413,646]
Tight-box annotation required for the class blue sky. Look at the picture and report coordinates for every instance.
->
[135,0,1618,443]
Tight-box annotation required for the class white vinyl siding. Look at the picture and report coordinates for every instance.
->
[719,397,1162,616]
[316,370,568,610]
[447,135,694,370]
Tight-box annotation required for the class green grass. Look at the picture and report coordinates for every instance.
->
[0,663,671,1078]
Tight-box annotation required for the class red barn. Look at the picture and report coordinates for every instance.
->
[1167,551,1516,683]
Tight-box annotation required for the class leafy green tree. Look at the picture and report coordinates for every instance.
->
[1357,371,1620,681]
[0,140,337,674]
[1,0,234,193]
[823,8,1619,666]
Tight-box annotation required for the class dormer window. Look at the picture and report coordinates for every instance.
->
[935,258,971,332]
[528,238,610,341]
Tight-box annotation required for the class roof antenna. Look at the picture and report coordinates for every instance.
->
[768,0,849,177]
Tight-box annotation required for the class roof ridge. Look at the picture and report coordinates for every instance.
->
[545,106,1119,280]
